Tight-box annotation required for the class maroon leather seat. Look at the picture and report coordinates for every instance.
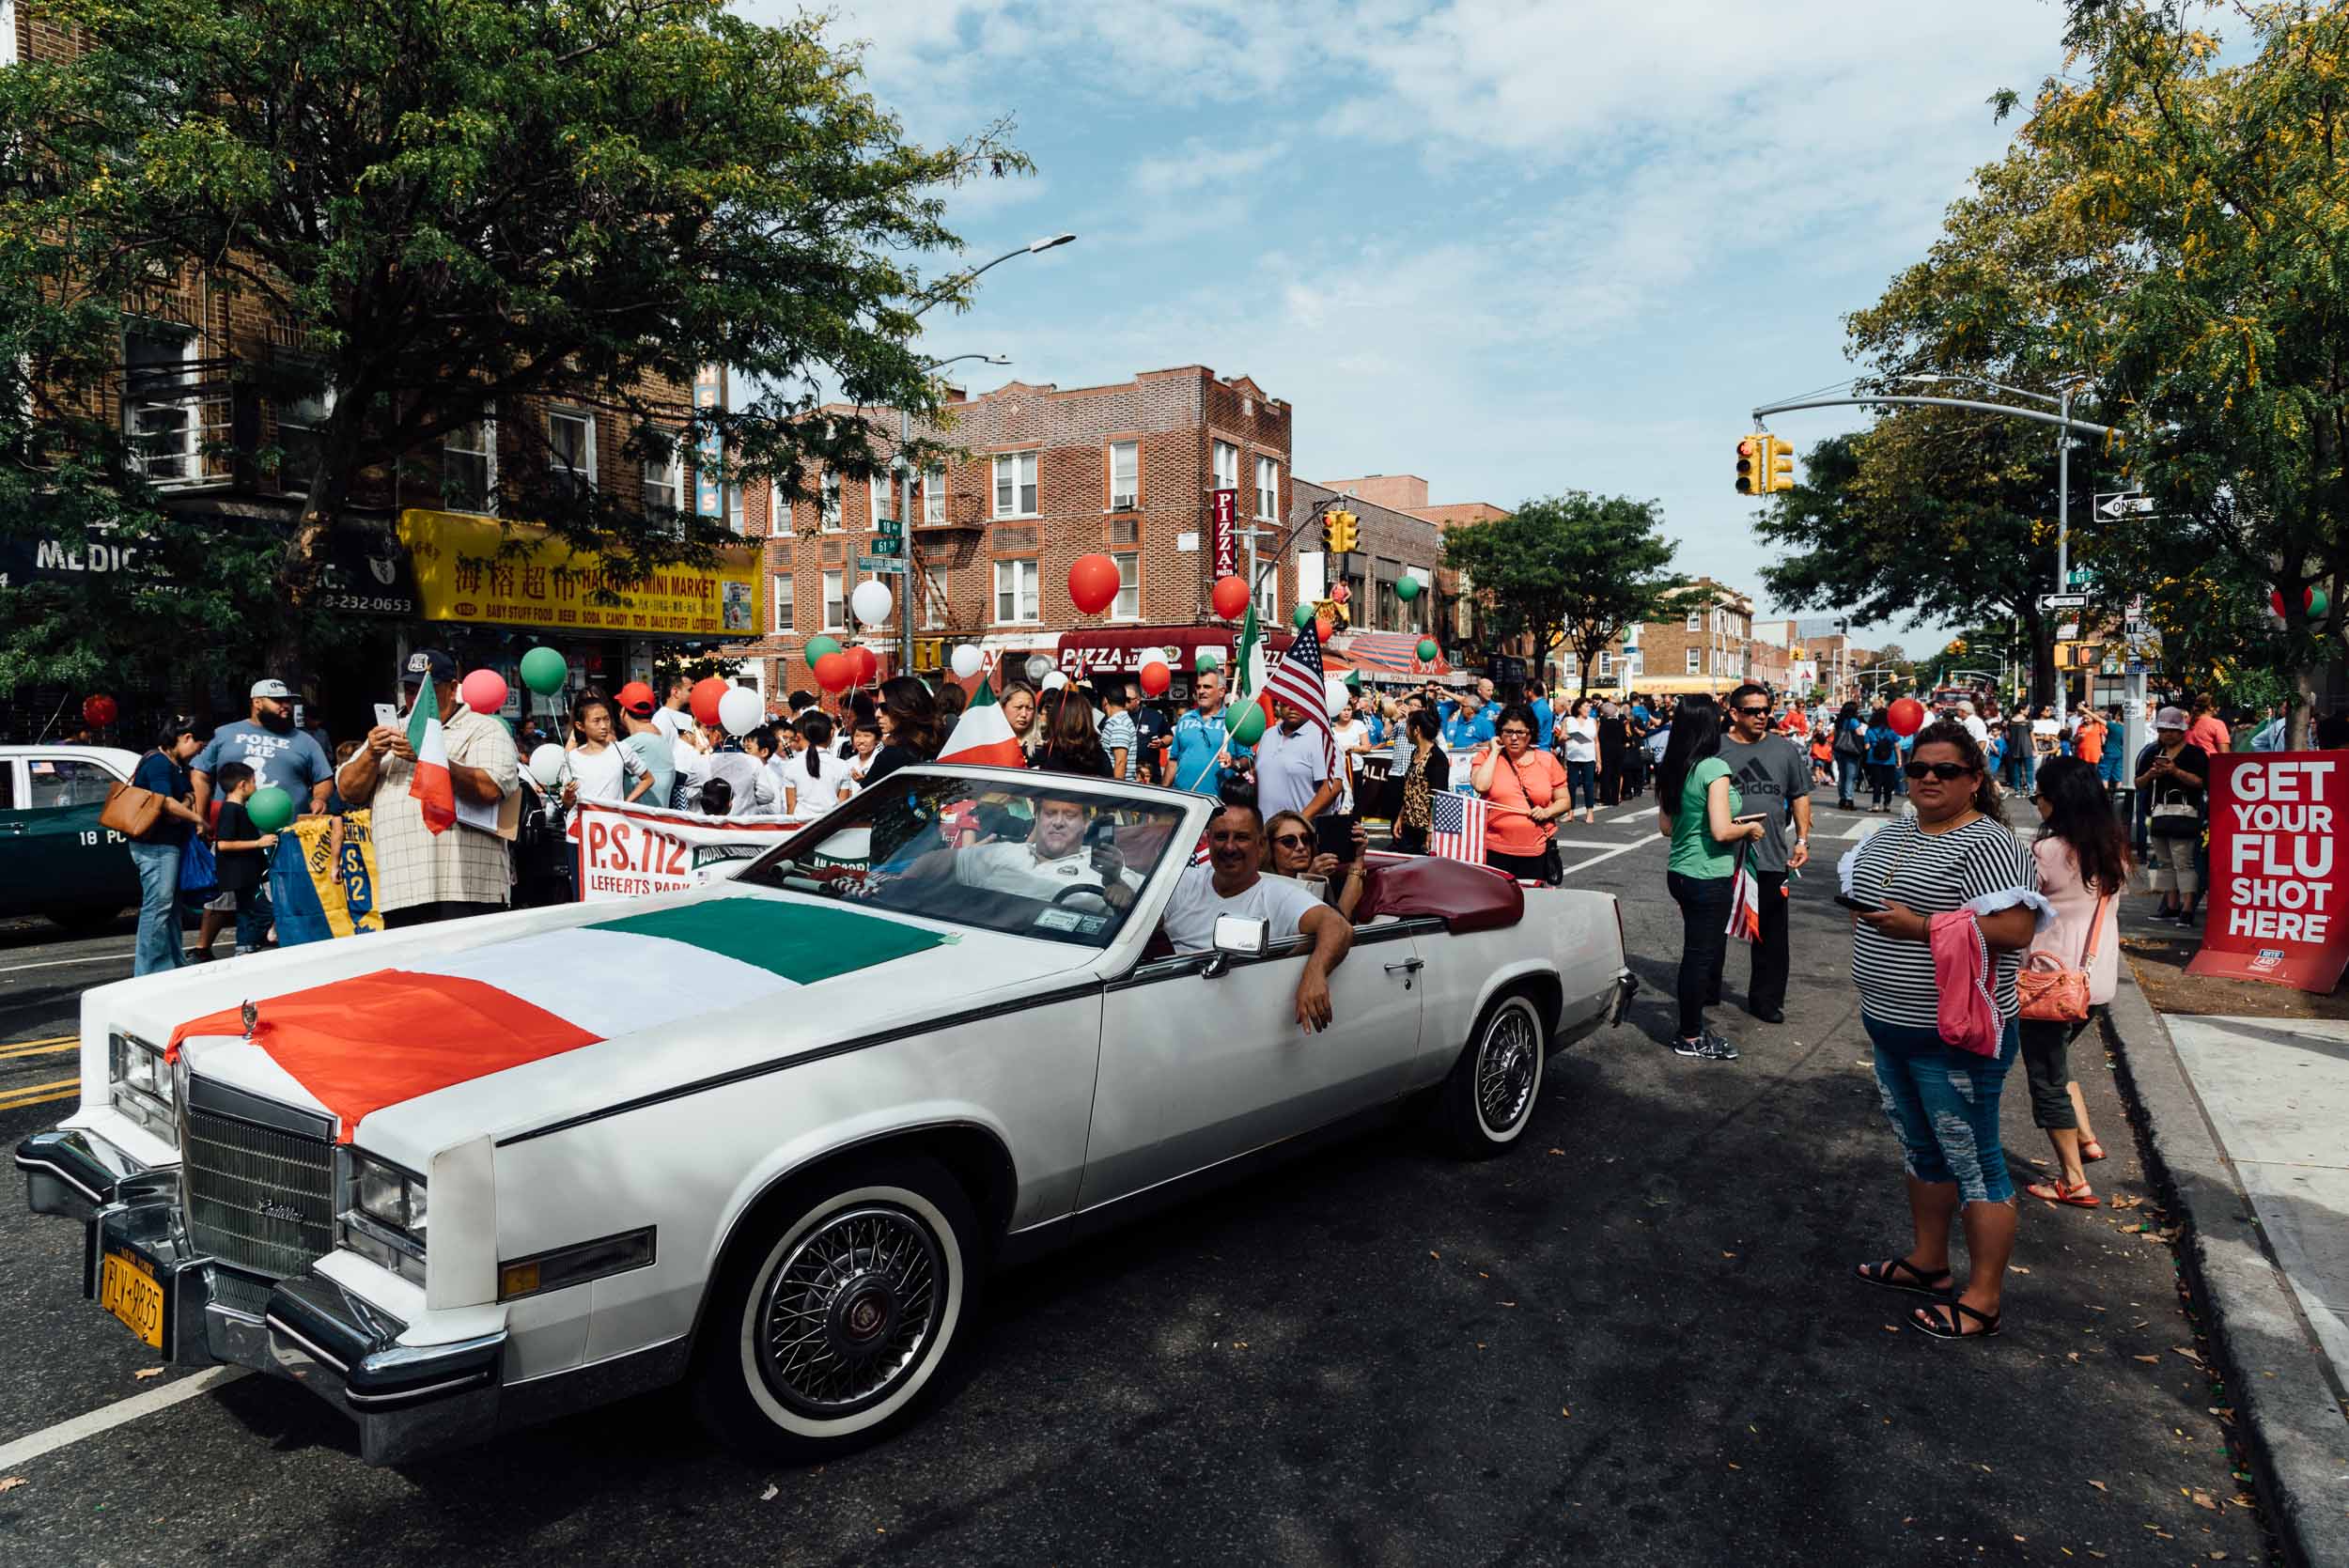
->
[1355,852,1524,934]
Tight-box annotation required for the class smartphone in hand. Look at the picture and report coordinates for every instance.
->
[1834,893,1882,913]
[373,702,400,730]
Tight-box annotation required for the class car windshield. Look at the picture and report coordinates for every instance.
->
[737,774,1191,949]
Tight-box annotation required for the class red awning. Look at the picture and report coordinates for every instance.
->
[1054,624,1352,676]
[1340,630,1447,677]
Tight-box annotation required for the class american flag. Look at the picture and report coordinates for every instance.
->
[1430,789,1488,863]
[1264,615,1339,773]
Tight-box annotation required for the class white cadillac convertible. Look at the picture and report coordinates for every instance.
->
[17,767,1634,1465]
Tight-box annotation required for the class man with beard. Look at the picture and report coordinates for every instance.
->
[192,677,334,822]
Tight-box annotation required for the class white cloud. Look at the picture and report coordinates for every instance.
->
[1132,138,1288,197]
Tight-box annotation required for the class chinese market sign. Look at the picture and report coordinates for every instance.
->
[397,509,761,638]
[2187,753,2349,992]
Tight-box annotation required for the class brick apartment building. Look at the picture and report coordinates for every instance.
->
[1556,576,1765,697]
[727,365,1296,691]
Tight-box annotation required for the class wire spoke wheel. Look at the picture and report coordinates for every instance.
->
[1475,1005,1539,1134]
[757,1203,944,1417]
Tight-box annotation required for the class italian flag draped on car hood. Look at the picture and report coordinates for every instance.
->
[164,899,947,1141]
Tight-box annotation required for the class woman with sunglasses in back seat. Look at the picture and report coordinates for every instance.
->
[1844,721,2044,1342]
[1262,809,1368,922]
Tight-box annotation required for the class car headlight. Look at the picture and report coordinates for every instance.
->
[338,1149,428,1284]
[107,1032,175,1138]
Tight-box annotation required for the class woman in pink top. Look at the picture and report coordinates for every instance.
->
[2020,757,2126,1205]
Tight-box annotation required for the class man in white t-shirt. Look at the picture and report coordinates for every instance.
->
[1158,800,1351,1031]
[1955,699,1990,753]
[954,794,1143,908]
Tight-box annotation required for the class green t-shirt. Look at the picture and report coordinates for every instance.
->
[1669,755,1742,879]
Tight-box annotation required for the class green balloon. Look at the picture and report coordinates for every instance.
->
[804,634,842,669]
[1227,702,1268,747]
[1292,602,1315,629]
[519,646,568,695]
[1194,650,1221,674]
[1393,575,1421,602]
[1417,638,1439,662]
[245,785,294,835]
[2311,587,2331,619]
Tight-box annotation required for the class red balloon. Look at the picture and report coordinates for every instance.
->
[1210,575,1250,620]
[1068,553,1121,616]
[813,651,851,692]
[848,644,879,687]
[1138,660,1172,696]
[690,675,729,727]
[1888,696,1926,737]
[1315,615,1335,643]
[82,694,117,727]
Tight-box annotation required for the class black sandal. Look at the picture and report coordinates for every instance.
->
[1854,1257,1952,1297]
[1911,1299,2001,1340]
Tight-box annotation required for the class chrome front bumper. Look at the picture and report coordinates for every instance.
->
[18,1128,506,1467]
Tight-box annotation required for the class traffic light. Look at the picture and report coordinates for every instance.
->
[1761,434,1794,493]
[1323,508,1358,554]
[1735,436,1759,494]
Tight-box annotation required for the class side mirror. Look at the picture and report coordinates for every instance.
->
[1211,914,1268,959]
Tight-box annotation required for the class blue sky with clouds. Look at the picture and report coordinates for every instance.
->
[743,0,2077,648]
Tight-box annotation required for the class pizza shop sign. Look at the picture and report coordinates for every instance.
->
[2188,754,2349,992]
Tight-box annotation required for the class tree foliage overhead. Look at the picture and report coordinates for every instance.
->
[0,0,1024,688]
[1439,493,1693,694]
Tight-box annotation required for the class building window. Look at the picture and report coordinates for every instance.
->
[819,472,843,531]
[725,477,743,535]
[1112,550,1140,620]
[443,411,496,514]
[1626,649,1643,677]
[921,567,946,629]
[993,451,1038,518]
[773,573,794,635]
[989,523,1038,553]
[276,374,333,495]
[1599,651,1615,679]
[1256,570,1277,623]
[1686,610,1702,632]
[122,323,200,485]
[870,472,894,526]
[643,442,685,518]
[1687,647,1701,675]
[994,558,1039,624]
[822,569,845,631]
[1109,441,1139,510]
[924,464,945,524]
[1561,652,1579,681]
[547,408,596,497]
[1254,456,1279,521]
[1107,517,1140,546]
[1213,440,1239,496]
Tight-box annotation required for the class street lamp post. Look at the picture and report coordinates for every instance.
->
[892,234,1076,680]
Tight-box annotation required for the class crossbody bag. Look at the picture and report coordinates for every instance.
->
[2017,893,2112,1023]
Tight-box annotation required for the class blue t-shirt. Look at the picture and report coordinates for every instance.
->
[1530,698,1555,749]
[1168,707,1250,796]
[131,751,192,848]
[1440,707,1491,750]
[194,721,331,804]
[1865,724,1899,764]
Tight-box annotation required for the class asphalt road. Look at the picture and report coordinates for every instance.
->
[0,805,2279,1566]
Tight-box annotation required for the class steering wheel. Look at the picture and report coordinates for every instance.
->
[1050,883,1112,908]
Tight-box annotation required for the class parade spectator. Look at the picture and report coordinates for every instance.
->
[334,647,520,927]
[1719,681,1812,1025]
[207,762,274,955]
[1034,686,1113,777]
[1832,699,1868,809]
[1846,720,2039,1341]
[1471,703,1569,883]
[127,716,207,975]
[2138,706,2208,923]
[1954,699,1990,753]
[936,682,969,729]
[1656,698,1763,1061]
[1131,687,1173,781]
[865,676,941,786]
[1252,697,1339,826]
[2186,692,2231,757]
[1329,691,1371,822]
[999,682,1040,759]
[1165,670,1243,796]
[1559,696,1600,824]
[2019,757,2123,1207]
[1864,706,1901,810]
[1439,678,1498,750]
[653,675,705,753]
[561,694,649,805]
[2248,702,2288,752]
[696,776,733,815]
[1391,708,1449,854]
[2030,704,2061,775]
[2003,705,2035,792]
[1526,678,1556,748]
[1809,725,1836,788]
[192,677,334,823]
[743,725,792,810]
[1095,678,1139,782]
[1159,798,1351,1032]
[846,720,880,784]
[1263,809,1369,921]
[614,682,677,811]
[782,712,850,816]
[1595,699,1629,807]
[2072,705,2108,794]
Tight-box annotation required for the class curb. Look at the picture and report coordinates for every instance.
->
[2102,962,2349,1568]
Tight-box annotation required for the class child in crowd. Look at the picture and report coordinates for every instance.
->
[208,762,275,956]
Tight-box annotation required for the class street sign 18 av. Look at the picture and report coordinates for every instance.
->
[854,555,906,573]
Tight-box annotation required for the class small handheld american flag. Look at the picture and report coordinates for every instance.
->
[1430,789,1488,864]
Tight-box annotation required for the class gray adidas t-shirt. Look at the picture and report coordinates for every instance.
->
[1718,733,1812,874]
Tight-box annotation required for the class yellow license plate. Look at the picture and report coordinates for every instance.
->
[100,1250,164,1350]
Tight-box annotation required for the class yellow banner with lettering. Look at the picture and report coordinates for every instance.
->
[397,509,763,638]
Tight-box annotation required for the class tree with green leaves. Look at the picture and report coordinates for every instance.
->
[0,0,1024,691]
[1439,493,1692,696]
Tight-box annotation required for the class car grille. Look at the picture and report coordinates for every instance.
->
[182,1106,335,1279]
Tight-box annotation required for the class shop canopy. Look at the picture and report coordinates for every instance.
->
[1053,624,1353,677]
[1342,630,1449,679]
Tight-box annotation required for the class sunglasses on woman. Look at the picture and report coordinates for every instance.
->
[1270,831,1313,848]
[1903,760,1976,782]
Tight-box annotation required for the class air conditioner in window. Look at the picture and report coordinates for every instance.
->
[1111,491,1138,511]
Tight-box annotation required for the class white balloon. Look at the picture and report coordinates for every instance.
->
[949,644,985,680]
[1324,674,1351,718]
[1041,671,1068,691]
[1024,654,1054,683]
[717,685,764,737]
[527,743,568,788]
[850,580,894,628]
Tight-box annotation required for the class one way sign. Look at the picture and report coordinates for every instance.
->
[2094,491,2155,520]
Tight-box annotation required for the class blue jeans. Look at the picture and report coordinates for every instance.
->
[128,840,187,975]
[1865,1013,2020,1204]
[1836,756,1861,801]
[229,887,273,954]
[1565,759,1596,810]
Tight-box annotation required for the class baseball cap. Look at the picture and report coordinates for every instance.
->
[401,648,459,684]
[615,680,657,718]
[1957,699,1975,713]
[250,678,293,699]
[2155,706,2188,730]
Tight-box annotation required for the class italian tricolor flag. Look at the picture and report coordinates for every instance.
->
[1228,601,1274,735]
[937,679,1026,768]
[165,899,946,1140]
[407,675,456,834]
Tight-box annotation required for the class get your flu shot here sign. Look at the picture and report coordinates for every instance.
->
[2187,753,2349,992]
